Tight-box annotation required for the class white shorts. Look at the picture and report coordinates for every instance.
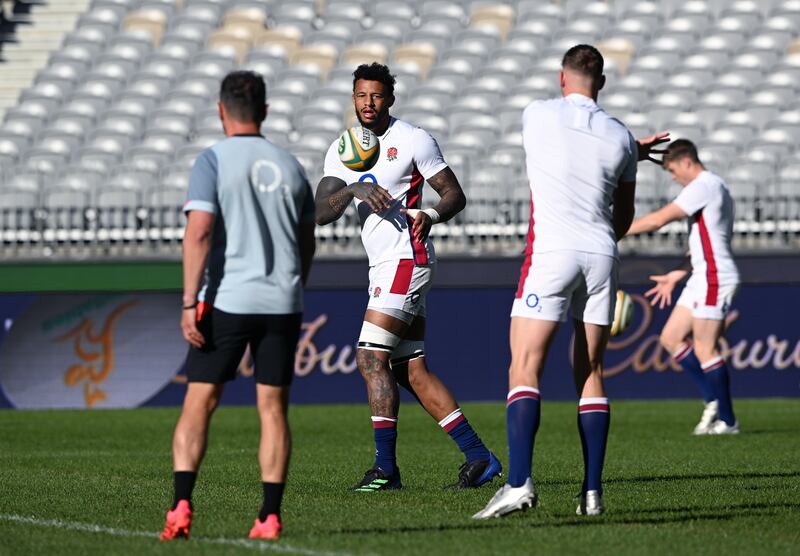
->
[511,250,618,325]
[367,259,434,322]
[676,275,739,320]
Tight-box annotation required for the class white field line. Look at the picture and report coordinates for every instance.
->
[0,513,352,556]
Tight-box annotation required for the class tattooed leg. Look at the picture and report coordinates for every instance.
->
[356,348,399,418]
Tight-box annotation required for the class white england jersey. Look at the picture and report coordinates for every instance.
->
[323,117,447,266]
[520,94,639,259]
[673,170,740,297]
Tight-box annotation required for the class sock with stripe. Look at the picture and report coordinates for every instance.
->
[506,386,541,488]
[172,471,197,510]
[259,482,285,521]
[702,357,736,425]
[372,417,398,475]
[438,408,491,463]
[577,398,610,494]
[673,343,716,403]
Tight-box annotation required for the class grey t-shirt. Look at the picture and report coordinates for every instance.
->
[184,135,315,315]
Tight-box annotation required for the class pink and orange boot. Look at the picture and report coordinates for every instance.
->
[160,500,192,541]
[248,514,281,540]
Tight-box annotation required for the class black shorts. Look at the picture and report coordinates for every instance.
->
[184,308,302,386]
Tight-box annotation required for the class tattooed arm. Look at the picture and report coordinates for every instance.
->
[406,166,467,242]
[314,176,393,225]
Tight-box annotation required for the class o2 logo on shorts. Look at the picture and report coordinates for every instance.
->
[359,173,377,184]
[372,286,382,298]
[525,294,540,309]
[721,300,730,315]
[409,291,420,305]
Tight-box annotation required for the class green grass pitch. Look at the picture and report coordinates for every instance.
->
[1,399,798,555]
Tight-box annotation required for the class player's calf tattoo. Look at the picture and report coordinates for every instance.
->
[357,349,398,417]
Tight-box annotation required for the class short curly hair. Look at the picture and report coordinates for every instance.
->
[352,63,396,97]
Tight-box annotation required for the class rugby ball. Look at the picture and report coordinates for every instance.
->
[610,290,634,337]
[338,126,380,171]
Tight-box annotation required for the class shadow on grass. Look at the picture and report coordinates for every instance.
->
[536,470,800,487]
[326,500,800,536]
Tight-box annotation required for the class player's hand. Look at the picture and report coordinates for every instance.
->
[644,273,677,309]
[181,308,205,348]
[637,132,670,164]
[402,208,432,242]
[347,182,393,212]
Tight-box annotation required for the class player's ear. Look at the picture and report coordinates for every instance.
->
[559,70,566,89]
[262,103,269,122]
[597,74,606,92]
[387,95,395,108]
[217,101,225,120]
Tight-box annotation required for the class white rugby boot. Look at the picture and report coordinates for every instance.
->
[576,490,604,516]
[706,419,740,435]
[472,478,537,519]
[692,400,719,435]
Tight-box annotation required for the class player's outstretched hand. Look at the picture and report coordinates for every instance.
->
[644,273,678,309]
[181,308,205,348]
[348,181,393,213]
[402,208,432,242]
[637,132,670,164]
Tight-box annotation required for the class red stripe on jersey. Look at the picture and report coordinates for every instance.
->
[579,404,610,413]
[506,390,540,405]
[515,194,535,299]
[442,414,465,432]
[697,212,719,306]
[372,420,397,429]
[390,259,415,294]
[406,165,428,265]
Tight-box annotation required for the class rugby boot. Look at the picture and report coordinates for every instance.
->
[576,490,604,516]
[249,514,281,540]
[446,452,503,489]
[159,499,192,541]
[692,400,719,435]
[351,467,402,491]
[472,478,537,519]
[706,419,740,435]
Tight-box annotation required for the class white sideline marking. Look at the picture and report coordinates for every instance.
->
[0,514,349,556]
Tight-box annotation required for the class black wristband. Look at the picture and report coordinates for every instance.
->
[182,303,197,310]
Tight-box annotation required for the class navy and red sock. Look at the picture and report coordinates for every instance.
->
[438,408,491,463]
[577,397,610,494]
[673,342,716,403]
[702,357,736,425]
[372,416,398,474]
[506,386,541,488]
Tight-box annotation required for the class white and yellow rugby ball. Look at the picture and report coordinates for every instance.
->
[610,290,634,337]
[338,126,380,172]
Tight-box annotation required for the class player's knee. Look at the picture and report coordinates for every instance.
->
[693,342,717,363]
[659,332,679,353]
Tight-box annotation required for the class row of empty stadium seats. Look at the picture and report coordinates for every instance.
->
[1,0,800,257]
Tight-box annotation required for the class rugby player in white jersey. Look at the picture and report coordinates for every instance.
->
[625,139,740,435]
[474,45,668,519]
[315,63,501,491]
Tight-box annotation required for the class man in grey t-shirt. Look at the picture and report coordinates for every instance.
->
[161,71,315,542]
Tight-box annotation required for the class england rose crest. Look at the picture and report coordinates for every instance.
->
[387,147,398,161]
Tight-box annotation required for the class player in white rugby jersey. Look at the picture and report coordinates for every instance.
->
[474,45,668,520]
[315,63,501,492]
[625,139,740,435]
